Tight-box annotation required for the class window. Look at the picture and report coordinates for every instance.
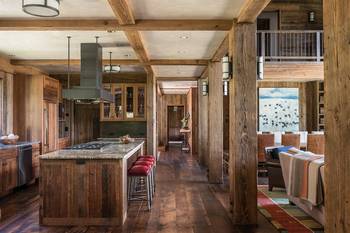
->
[259,88,299,132]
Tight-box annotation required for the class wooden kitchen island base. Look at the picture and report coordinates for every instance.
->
[39,141,144,226]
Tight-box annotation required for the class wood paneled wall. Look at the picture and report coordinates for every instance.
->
[186,87,198,156]
[323,1,350,232]
[208,61,223,184]
[265,0,323,30]
[257,81,318,132]
[157,94,187,147]
[198,79,209,166]
[73,104,99,144]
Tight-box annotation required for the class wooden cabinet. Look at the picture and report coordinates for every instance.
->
[0,148,18,194]
[43,101,58,154]
[13,75,59,154]
[100,83,146,121]
[32,143,40,179]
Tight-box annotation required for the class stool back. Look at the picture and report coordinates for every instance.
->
[307,134,325,154]
[258,134,275,162]
[281,134,300,149]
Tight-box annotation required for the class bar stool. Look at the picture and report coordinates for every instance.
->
[137,155,156,191]
[127,164,153,210]
[133,160,155,196]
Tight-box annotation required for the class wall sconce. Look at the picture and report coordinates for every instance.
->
[222,55,232,96]
[202,80,208,96]
[308,11,315,22]
[223,81,229,96]
[222,55,232,81]
[257,56,264,80]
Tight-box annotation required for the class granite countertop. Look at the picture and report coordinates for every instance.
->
[0,141,40,149]
[40,140,144,160]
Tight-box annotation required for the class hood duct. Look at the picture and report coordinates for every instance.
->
[62,43,114,103]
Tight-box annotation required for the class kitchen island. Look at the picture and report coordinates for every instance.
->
[39,140,144,226]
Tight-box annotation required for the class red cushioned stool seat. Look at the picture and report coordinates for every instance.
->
[138,155,155,161]
[134,160,153,167]
[128,165,151,176]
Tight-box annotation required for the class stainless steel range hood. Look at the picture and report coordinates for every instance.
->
[62,43,114,103]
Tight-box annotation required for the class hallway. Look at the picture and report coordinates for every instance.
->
[0,146,277,233]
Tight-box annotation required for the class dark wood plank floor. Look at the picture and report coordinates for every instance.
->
[0,146,277,233]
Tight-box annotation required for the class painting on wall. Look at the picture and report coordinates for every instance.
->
[259,88,299,132]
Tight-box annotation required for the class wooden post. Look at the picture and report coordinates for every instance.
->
[208,61,223,184]
[146,72,157,156]
[229,22,257,225]
[323,1,350,232]
[198,79,209,166]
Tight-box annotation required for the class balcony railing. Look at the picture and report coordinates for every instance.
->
[257,30,324,62]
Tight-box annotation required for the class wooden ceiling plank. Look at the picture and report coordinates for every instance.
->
[237,0,271,23]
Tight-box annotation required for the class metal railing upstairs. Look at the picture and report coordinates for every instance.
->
[257,30,324,62]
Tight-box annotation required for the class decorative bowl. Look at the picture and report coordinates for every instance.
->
[1,136,19,145]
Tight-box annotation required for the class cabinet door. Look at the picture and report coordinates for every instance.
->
[43,102,58,153]
[125,85,135,119]
[100,84,113,121]
[2,157,18,191]
[113,84,124,120]
[135,85,146,119]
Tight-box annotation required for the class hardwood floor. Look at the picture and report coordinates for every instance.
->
[0,146,277,233]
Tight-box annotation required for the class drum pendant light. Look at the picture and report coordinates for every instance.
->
[22,0,60,17]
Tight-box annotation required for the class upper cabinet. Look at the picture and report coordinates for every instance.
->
[100,83,146,121]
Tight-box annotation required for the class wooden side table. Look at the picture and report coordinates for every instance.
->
[180,128,191,153]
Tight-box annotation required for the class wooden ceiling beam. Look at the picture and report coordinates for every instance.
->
[237,0,271,23]
[11,59,208,66]
[0,19,232,31]
[157,77,199,81]
[107,0,153,75]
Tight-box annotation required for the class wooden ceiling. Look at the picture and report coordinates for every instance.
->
[0,0,270,92]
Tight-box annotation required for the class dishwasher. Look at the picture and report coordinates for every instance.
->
[18,145,33,186]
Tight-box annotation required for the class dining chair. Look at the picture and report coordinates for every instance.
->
[281,133,300,149]
[307,134,325,154]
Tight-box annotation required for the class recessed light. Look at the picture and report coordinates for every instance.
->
[177,50,186,54]
[124,54,132,57]
[178,33,191,40]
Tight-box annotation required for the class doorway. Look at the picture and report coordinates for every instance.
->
[167,105,184,143]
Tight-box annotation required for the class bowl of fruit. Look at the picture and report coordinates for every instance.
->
[0,134,19,145]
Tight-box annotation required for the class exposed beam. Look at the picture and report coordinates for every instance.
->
[13,65,47,75]
[0,19,232,31]
[211,35,229,62]
[263,62,324,82]
[107,0,135,24]
[11,59,208,67]
[237,0,271,23]
[157,76,199,81]
[107,0,153,75]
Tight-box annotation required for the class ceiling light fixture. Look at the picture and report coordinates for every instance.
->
[22,0,60,17]
[104,52,121,73]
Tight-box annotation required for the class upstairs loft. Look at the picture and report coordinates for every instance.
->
[257,30,324,63]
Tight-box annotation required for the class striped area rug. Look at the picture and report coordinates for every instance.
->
[258,186,324,233]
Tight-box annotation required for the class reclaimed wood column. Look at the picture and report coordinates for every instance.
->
[198,78,209,166]
[229,22,257,225]
[146,72,157,156]
[208,61,223,184]
[323,1,350,232]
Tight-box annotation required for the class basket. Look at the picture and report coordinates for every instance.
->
[1,136,19,145]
